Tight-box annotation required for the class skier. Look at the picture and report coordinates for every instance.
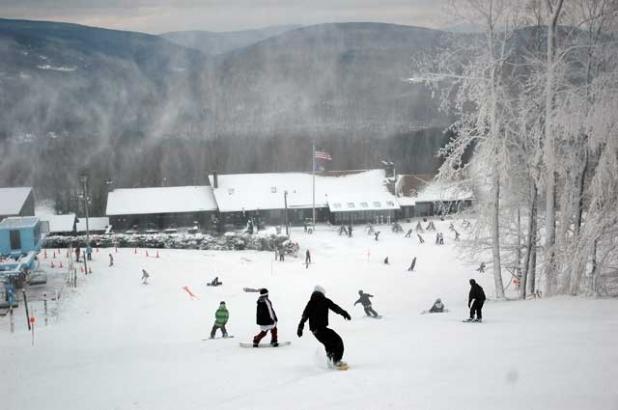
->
[408,257,417,272]
[210,301,229,338]
[417,233,425,244]
[297,286,351,369]
[428,298,445,313]
[354,290,379,318]
[279,247,285,262]
[374,231,380,241]
[305,249,311,269]
[383,257,389,265]
[405,228,413,238]
[108,253,114,267]
[466,279,486,322]
[253,288,279,347]
[141,269,150,284]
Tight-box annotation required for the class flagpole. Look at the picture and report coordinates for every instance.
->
[312,142,316,228]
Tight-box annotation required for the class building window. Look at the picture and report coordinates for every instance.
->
[373,201,382,208]
[360,202,369,208]
[347,202,355,209]
[333,203,342,209]
[10,230,21,250]
[386,201,395,207]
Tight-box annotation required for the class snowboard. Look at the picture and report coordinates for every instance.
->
[365,315,382,319]
[202,336,234,341]
[206,283,223,287]
[421,309,449,314]
[462,319,483,323]
[239,341,291,348]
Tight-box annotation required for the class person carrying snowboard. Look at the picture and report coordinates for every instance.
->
[466,279,486,322]
[253,288,279,347]
[354,290,379,317]
[297,285,351,369]
[210,301,229,338]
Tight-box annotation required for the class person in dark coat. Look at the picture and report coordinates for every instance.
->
[297,286,351,368]
[428,298,445,313]
[354,290,379,317]
[408,257,417,272]
[253,288,278,346]
[305,249,311,269]
[467,279,486,321]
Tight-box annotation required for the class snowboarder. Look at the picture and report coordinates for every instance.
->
[297,286,351,369]
[354,290,379,318]
[428,298,446,313]
[253,288,279,347]
[86,245,92,261]
[108,253,114,267]
[466,279,486,322]
[408,257,417,272]
[209,276,222,286]
[210,301,229,338]
[374,231,381,241]
[383,257,389,265]
[141,269,150,285]
[305,249,311,269]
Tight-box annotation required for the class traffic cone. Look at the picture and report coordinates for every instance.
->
[156,251,160,259]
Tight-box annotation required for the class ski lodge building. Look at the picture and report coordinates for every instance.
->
[0,187,35,220]
[208,169,401,226]
[105,186,218,231]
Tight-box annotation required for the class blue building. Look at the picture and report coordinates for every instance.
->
[0,217,44,257]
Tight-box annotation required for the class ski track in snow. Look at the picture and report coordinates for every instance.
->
[1,220,617,410]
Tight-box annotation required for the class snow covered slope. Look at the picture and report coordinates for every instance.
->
[1,220,617,410]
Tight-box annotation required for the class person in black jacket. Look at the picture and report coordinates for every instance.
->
[297,286,351,368]
[253,288,279,347]
[354,290,379,317]
[467,279,486,322]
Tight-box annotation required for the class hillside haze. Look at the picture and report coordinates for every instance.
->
[0,19,456,213]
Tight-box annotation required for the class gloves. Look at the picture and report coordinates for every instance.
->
[297,324,303,337]
[342,311,351,320]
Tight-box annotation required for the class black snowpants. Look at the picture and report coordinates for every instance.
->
[469,300,484,320]
[363,305,379,317]
[210,324,228,338]
[312,327,344,363]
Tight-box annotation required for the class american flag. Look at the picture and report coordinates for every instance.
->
[314,150,332,161]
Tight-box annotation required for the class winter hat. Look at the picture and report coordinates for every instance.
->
[220,301,226,305]
[469,279,476,285]
[314,285,326,295]
[259,288,269,296]
[358,290,363,295]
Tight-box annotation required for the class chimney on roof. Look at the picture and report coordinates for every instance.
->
[213,171,218,189]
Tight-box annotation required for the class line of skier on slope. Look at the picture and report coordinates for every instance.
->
[208,279,486,369]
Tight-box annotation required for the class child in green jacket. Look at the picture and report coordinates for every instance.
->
[210,301,229,338]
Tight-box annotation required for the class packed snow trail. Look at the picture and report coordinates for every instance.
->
[1,221,617,410]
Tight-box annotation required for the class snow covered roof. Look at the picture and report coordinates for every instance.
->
[40,214,77,233]
[106,186,217,216]
[209,170,398,213]
[0,216,40,230]
[76,217,109,232]
[415,181,474,203]
[0,187,32,216]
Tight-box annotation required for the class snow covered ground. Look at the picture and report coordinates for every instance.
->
[1,220,617,410]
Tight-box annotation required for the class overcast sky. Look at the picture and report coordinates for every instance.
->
[0,0,452,34]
